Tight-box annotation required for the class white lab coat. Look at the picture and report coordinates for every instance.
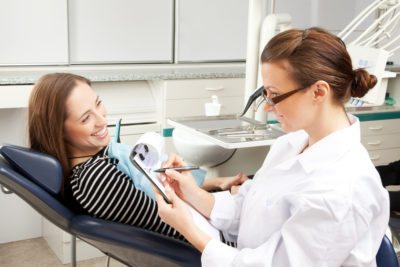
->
[202,115,389,267]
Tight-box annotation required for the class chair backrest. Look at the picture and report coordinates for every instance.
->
[0,144,75,232]
[376,235,399,267]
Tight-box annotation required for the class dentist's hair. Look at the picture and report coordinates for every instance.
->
[260,27,377,104]
[28,73,91,179]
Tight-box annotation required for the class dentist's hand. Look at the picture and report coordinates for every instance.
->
[155,187,194,235]
[155,188,212,252]
[164,168,201,204]
[162,154,201,202]
[163,153,186,168]
[162,154,216,219]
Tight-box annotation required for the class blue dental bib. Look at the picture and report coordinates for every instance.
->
[107,120,205,200]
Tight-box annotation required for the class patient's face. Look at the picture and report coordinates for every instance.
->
[63,81,110,157]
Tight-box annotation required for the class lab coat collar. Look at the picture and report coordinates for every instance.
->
[281,114,360,173]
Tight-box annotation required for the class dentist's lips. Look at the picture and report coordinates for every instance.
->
[93,127,108,139]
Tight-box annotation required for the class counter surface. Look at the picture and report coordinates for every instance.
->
[0,63,246,85]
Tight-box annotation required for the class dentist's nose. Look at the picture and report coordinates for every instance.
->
[263,102,274,113]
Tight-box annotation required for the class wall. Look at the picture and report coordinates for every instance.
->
[0,108,42,243]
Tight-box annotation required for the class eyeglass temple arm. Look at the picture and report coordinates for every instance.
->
[240,85,265,117]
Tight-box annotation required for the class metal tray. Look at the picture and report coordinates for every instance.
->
[168,115,284,148]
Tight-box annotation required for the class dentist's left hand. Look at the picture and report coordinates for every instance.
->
[155,187,212,252]
[155,186,194,236]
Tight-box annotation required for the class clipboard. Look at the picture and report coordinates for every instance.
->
[129,150,171,204]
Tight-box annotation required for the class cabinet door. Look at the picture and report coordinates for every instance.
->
[175,0,248,62]
[0,0,68,65]
[68,0,174,64]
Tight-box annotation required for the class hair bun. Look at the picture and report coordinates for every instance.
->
[351,68,377,98]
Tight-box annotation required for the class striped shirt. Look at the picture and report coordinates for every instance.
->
[68,147,184,241]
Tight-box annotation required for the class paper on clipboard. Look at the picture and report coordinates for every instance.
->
[130,132,220,240]
[130,149,170,203]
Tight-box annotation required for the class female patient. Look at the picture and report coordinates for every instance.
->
[28,72,244,239]
[156,27,390,266]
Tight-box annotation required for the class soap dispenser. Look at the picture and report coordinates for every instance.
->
[205,95,221,116]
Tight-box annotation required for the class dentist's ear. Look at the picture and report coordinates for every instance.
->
[313,81,330,102]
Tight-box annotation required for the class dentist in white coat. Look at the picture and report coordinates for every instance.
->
[156,27,390,267]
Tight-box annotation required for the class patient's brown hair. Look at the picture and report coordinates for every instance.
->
[28,73,91,180]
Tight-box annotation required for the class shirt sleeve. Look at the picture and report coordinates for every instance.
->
[202,192,386,267]
[209,180,253,241]
[70,158,184,240]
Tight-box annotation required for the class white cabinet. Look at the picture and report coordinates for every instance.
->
[108,123,161,146]
[360,119,400,166]
[159,78,245,124]
[68,0,174,64]
[91,81,162,125]
[175,0,248,62]
[0,0,68,65]
[0,85,33,109]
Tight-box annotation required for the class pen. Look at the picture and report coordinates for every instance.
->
[153,166,200,173]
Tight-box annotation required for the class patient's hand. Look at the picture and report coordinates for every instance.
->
[230,185,242,195]
[202,172,249,192]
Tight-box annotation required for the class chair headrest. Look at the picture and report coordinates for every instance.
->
[0,144,63,195]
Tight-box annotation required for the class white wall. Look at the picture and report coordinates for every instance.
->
[0,108,42,244]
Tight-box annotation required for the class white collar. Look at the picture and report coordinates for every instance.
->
[277,114,360,173]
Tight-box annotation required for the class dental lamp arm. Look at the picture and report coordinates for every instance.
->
[338,0,382,41]
[362,4,400,47]
[239,85,264,117]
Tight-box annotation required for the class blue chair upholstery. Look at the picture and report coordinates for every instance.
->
[376,235,398,267]
[0,144,201,267]
[0,145,73,233]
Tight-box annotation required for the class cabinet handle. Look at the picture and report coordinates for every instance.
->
[205,86,225,91]
[368,126,383,131]
[370,155,381,161]
[367,140,382,146]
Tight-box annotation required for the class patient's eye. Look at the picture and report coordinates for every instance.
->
[82,114,90,123]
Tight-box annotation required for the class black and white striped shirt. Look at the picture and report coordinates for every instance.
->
[68,147,184,240]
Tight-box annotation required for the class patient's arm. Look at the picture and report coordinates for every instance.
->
[201,172,249,192]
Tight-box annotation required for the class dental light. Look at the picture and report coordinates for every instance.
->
[244,0,400,119]
[338,0,400,106]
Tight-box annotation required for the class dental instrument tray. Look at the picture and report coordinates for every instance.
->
[167,115,284,149]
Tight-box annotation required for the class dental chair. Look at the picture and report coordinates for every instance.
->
[0,144,201,267]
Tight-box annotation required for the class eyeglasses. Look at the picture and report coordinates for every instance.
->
[262,86,308,106]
